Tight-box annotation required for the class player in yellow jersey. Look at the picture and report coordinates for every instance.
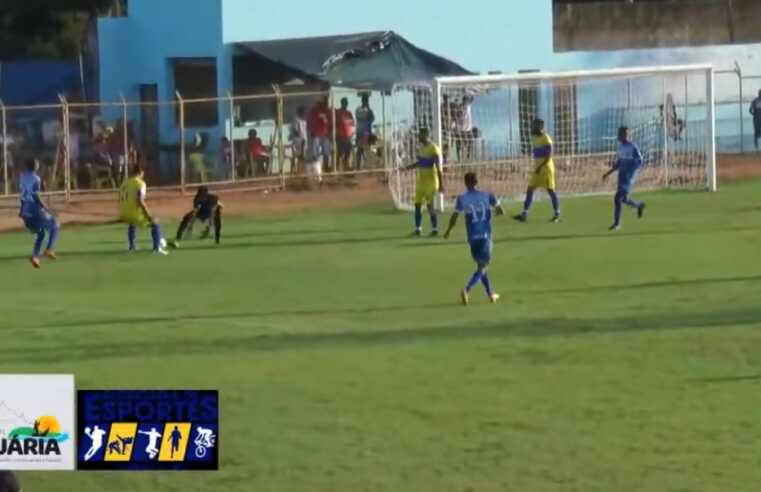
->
[118,164,169,254]
[404,128,443,236]
[513,118,561,222]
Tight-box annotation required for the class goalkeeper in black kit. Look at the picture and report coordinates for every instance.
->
[168,186,223,247]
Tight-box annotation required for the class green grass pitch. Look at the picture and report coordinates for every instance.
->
[3,181,761,491]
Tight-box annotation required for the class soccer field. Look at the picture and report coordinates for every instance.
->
[3,181,761,492]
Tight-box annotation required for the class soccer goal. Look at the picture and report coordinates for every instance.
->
[387,64,716,211]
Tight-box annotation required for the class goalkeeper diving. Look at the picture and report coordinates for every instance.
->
[168,186,223,247]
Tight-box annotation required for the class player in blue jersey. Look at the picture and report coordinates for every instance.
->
[603,126,646,230]
[18,159,59,268]
[443,172,505,305]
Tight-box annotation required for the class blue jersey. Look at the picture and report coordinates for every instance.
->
[454,189,500,241]
[616,140,643,187]
[19,171,42,217]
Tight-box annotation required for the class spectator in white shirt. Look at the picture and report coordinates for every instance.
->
[290,106,308,172]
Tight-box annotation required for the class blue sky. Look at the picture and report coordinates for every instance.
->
[225,0,553,73]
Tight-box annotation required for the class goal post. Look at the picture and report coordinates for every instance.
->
[388,64,716,211]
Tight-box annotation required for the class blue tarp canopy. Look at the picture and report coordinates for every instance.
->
[235,31,473,91]
[0,60,80,107]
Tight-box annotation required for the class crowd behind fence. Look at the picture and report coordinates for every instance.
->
[1,70,760,201]
[0,86,393,201]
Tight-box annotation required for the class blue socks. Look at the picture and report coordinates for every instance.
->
[623,197,642,209]
[47,226,58,252]
[430,211,438,232]
[151,223,162,251]
[522,190,535,215]
[614,194,623,226]
[414,208,422,231]
[548,190,560,217]
[465,270,494,295]
[33,231,45,258]
[614,192,642,225]
[481,273,493,296]
[465,270,483,293]
[128,225,137,250]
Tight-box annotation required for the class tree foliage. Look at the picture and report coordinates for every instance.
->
[0,0,120,60]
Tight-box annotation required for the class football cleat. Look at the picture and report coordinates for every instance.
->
[30,257,40,269]
[637,203,646,219]
[460,290,469,306]
[489,293,500,303]
[44,250,56,259]
[512,214,527,223]
[609,224,621,231]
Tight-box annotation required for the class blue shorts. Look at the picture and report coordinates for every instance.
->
[22,210,57,234]
[469,238,492,265]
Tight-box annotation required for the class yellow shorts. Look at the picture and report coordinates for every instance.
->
[120,211,151,228]
[415,176,439,204]
[529,166,555,190]
[415,185,438,204]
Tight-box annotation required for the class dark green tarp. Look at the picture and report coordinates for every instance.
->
[235,31,473,91]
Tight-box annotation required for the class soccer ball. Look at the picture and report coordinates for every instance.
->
[160,238,167,249]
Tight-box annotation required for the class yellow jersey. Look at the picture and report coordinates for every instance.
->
[118,176,147,217]
[532,132,553,171]
[416,142,441,187]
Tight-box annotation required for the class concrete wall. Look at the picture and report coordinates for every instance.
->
[554,0,761,52]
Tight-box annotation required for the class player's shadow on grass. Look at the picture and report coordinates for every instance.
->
[402,224,760,248]
[97,228,348,245]
[6,305,761,365]
[18,302,455,331]
[541,273,761,294]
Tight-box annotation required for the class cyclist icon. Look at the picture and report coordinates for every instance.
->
[193,426,216,459]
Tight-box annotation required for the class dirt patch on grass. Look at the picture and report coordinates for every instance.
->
[0,175,392,233]
[716,153,761,181]
[0,154,758,233]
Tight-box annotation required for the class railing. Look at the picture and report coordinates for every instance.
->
[0,86,393,202]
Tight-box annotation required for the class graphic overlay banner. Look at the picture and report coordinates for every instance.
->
[0,374,76,471]
[77,390,218,470]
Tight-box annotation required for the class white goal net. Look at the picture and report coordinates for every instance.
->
[387,65,716,210]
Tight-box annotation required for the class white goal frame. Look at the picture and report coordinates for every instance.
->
[388,64,716,211]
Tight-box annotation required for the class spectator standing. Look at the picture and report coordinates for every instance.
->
[308,96,332,171]
[290,106,308,173]
[335,97,355,171]
[455,95,474,161]
[355,94,375,169]
[246,129,269,176]
[220,136,232,179]
[750,90,761,151]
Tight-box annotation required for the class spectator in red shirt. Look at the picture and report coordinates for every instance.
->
[247,129,269,176]
[307,96,332,170]
[335,97,355,170]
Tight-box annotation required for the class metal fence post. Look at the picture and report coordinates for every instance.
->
[274,86,285,188]
[59,95,71,203]
[0,99,7,196]
[662,80,669,187]
[735,62,744,152]
[227,90,235,182]
[120,92,128,180]
[176,91,186,193]
[330,88,337,174]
